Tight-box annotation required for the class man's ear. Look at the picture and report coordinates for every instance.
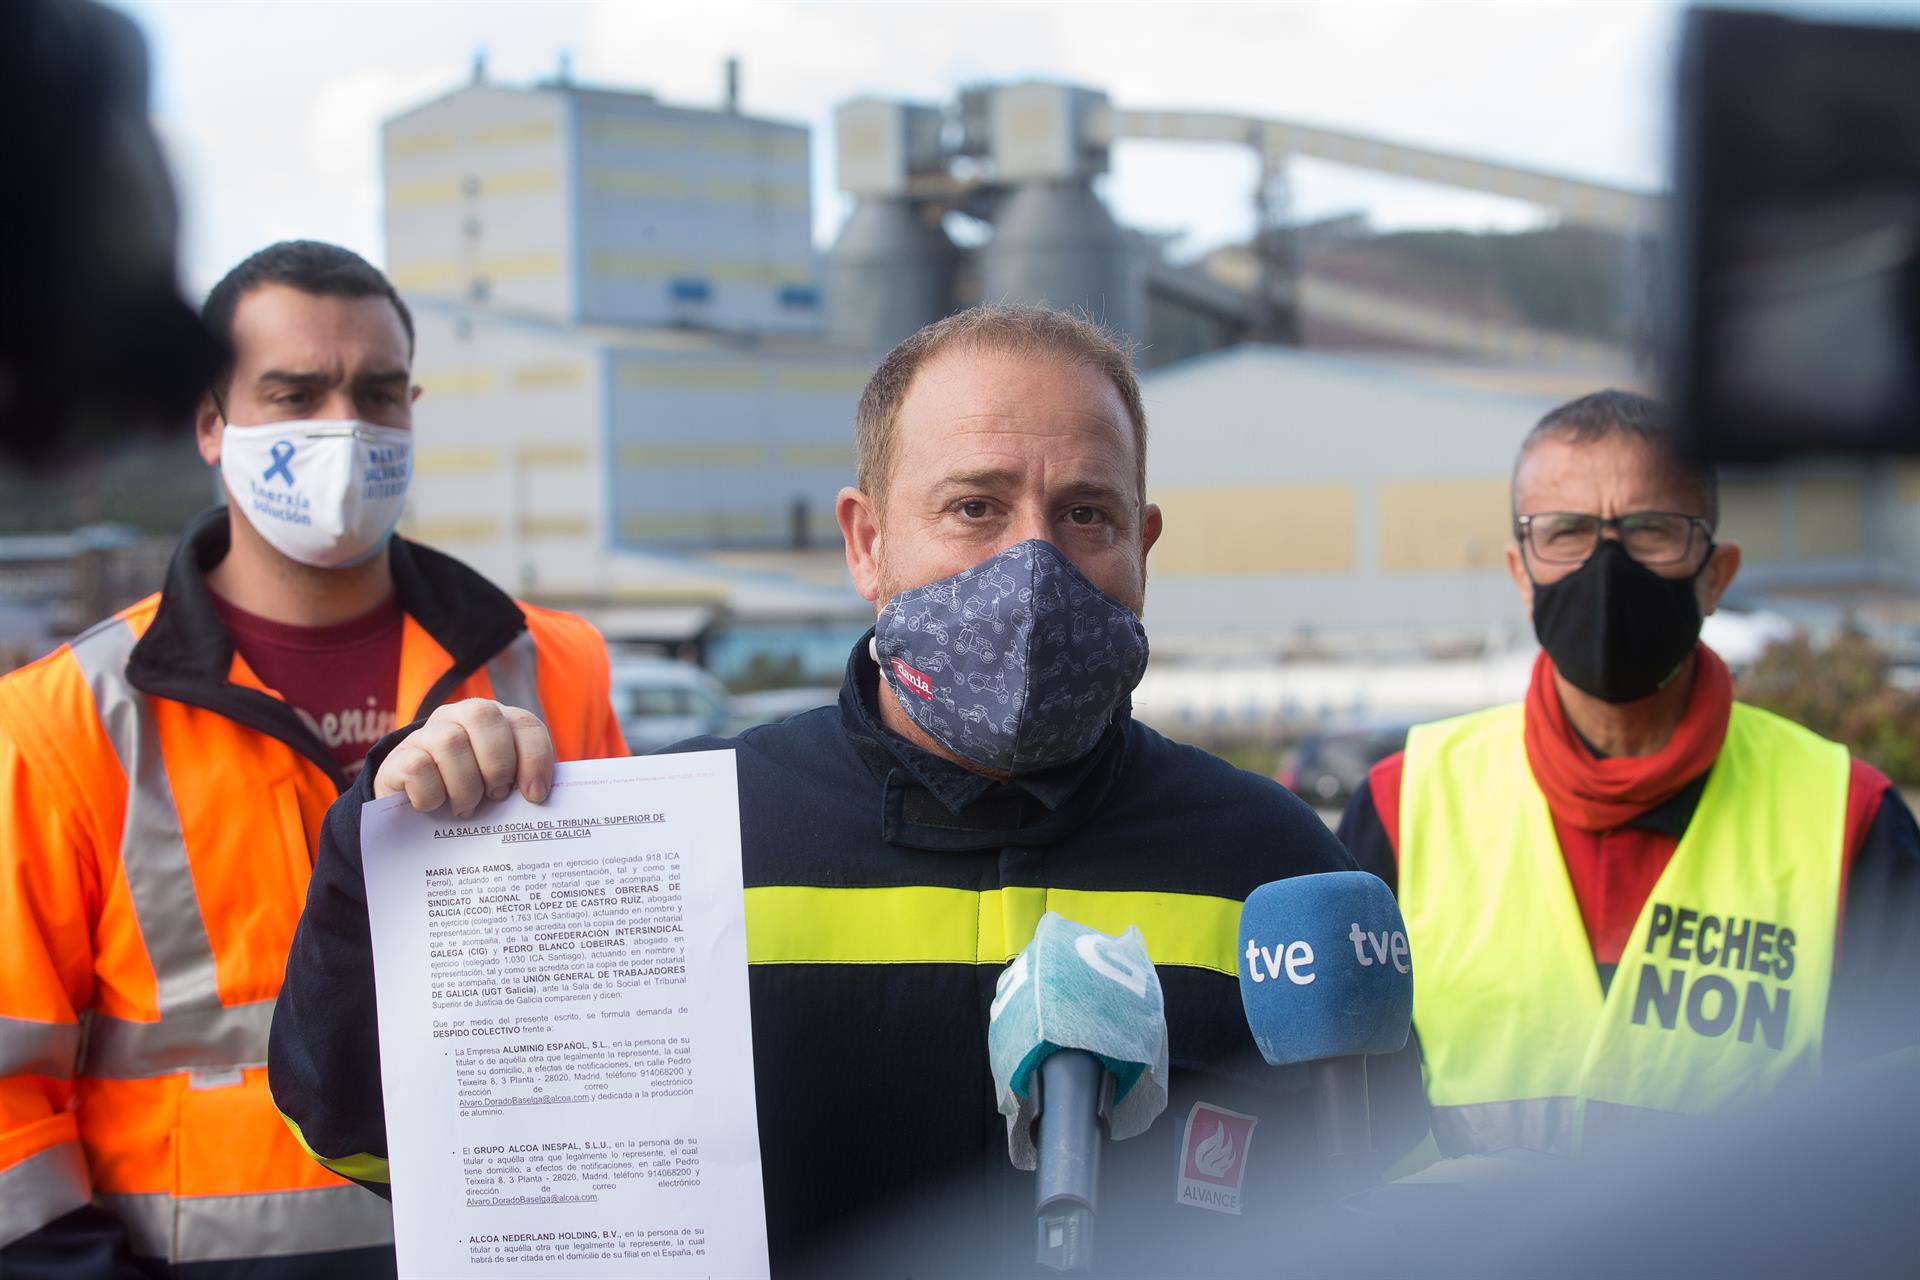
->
[1698,541,1742,616]
[1506,542,1534,616]
[194,391,224,467]
[837,486,884,604]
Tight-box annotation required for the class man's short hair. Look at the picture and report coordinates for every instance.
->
[854,305,1148,509]
[1513,388,1720,531]
[202,240,415,396]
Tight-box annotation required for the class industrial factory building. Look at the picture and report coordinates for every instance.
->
[377,66,1918,697]
[1136,345,1918,652]
[399,303,868,578]
[1127,347,1920,732]
[1139,349,1562,651]
[381,67,873,667]
[385,67,822,336]
[822,80,1657,366]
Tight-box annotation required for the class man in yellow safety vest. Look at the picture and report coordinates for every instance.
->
[1337,389,1920,1158]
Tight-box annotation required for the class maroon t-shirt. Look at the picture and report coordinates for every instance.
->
[213,593,406,778]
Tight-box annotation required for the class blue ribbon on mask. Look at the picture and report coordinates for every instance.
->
[264,440,296,485]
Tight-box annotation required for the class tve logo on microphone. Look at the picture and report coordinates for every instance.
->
[1242,936,1319,985]
[1347,922,1411,975]
[1241,922,1408,985]
[1237,872,1415,1066]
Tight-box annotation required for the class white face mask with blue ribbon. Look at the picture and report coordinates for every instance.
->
[219,419,412,569]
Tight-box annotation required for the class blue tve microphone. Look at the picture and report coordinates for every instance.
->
[989,912,1170,1273]
[1238,871,1413,1158]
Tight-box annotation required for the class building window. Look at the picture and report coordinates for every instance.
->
[668,277,713,303]
[778,285,820,309]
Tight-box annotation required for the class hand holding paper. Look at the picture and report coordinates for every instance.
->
[374,698,556,815]
[363,751,768,1277]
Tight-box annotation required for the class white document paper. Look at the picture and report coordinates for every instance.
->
[362,752,768,1278]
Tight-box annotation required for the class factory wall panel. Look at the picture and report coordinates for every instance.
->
[1714,463,1898,592]
[607,352,863,552]
[401,306,605,594]
[1792,477,1867,560]
[1874,463,1920,581]
[1137,347,1551,639]
[1136,348,1920,640]
[1897,462,1920,507]
[574,101,816,334]
[1142,348,1545,489]
[1150,484,1357,575]
[1376,478,1512,572]
[1144,573,1528,638]
[1718,479,1786,562]
[385,86,575,319]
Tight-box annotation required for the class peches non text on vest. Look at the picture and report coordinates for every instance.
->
[1632,904,1797,1050]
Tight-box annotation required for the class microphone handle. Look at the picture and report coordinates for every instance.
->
[1034,1049,1113,1273]
[1310,1054,1373,1158]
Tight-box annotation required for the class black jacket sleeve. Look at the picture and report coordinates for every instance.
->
[266,726,418,1200]
[1827,786,1920,1068]
[1335,776,1398,894]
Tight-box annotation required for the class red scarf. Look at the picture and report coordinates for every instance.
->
[1522,644,1733,832]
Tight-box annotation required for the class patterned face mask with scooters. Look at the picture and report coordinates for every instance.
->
[873,539,1150,774]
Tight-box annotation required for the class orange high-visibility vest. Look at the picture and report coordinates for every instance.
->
[0,535,625,1268]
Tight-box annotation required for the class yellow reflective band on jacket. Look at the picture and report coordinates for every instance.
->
[744,886,1243,976]
[278,1109,392,1185]
[1400,701,1847,1156]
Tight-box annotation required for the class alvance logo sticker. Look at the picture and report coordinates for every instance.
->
[1176,1102,1258,1215]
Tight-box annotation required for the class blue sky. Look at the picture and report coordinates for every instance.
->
[110,0,1909,298]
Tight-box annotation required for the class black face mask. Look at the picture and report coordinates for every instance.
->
[1530,538,1708,704]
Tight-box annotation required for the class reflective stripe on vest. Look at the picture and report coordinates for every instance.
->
[96,1183,393,1264]
[1401,701,1846,1156]
[485,629,545,721]
[68,618,227,1023]
[1426,1096,1683,1158]
[0,1014,83,1081]
[81,1002,277,1080]
[65,618,273,1081]
[744,885,1243,976]
[59,616,350,1263]
[1427,1096,1577,1157]
[0,1141,91,1246]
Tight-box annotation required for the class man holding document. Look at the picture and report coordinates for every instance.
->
[272,306,1378,1277]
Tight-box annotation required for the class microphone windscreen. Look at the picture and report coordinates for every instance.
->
[988,912,1171,1169]
[1238,871,1413,1066]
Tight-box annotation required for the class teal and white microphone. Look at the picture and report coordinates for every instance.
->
[988,912,1170,1273]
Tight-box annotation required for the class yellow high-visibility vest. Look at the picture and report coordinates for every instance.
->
[1399,701,1847,1156]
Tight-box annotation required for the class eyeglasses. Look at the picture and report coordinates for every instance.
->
[1514,511,1714,566]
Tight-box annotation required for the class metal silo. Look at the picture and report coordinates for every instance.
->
[978,180,1133,339]
[825,198,957,353]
